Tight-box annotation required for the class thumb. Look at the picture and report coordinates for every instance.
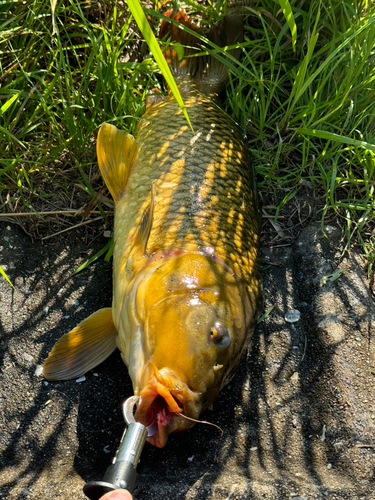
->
[99,489,133,500]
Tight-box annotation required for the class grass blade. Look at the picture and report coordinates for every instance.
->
[0,265,15,289]
[277,0,297,51]
[0,92,21,116]
[295,128,375,153]
[71,239,113,276]
[125,0,193,132]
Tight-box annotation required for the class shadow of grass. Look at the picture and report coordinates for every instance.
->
[0,222,113,498]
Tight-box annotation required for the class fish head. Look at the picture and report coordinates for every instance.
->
[131,252,253,447]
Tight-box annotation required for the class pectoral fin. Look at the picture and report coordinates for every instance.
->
[97,123,138,202]
[43,308,118,381]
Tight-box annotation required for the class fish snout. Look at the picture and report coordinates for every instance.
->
[134,367,201,447]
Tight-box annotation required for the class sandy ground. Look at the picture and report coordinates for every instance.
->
[0,221,374,499]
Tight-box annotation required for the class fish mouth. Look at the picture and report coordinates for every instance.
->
[134,369,199,447]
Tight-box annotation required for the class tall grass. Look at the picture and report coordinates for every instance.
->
[226,0,375,269]
[0,0,374,276]
[0,0,157,201]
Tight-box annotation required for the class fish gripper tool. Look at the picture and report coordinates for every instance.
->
[83,395,153,500]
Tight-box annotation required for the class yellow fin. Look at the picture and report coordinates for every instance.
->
[132,182,156,257]
[43,308,118,381]
[97,123,138,202]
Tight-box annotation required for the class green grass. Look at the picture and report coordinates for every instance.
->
[0,0,374,280]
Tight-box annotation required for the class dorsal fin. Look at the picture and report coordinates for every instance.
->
[97,123,138,203]
[131,182,156,257]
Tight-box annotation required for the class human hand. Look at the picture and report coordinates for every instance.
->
[99,489,133,500]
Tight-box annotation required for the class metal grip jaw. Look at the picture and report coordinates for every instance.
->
[83,397,150,500]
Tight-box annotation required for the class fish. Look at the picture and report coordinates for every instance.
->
[43,9,262,448]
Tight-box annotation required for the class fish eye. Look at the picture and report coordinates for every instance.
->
[210,322,230,348]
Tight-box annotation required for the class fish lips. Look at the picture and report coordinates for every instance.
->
[134,369,201,448]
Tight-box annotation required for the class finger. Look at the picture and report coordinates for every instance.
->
[99,489,133,500]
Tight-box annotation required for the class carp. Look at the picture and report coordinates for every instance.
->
[43,9,262,448]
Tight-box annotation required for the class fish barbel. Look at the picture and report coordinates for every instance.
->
[43,9,262,447]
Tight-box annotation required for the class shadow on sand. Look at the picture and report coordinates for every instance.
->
[0,222,374,499]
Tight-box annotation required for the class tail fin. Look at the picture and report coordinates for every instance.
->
[159,10,242,94]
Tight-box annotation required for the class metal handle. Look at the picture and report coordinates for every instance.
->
[83,395,154,500]
[83,422,147,499]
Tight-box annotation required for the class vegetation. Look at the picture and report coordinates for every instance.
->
[0,0,374,280]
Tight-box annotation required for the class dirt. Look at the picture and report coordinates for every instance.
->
[0,220,374,500]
